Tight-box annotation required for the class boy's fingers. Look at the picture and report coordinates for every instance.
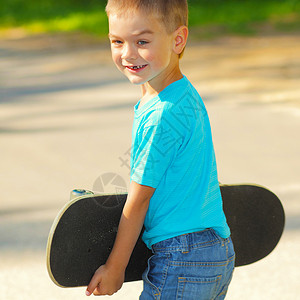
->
[93,285,104,296]
[86,273,102,296]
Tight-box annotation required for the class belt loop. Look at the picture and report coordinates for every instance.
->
[181,234,189,253]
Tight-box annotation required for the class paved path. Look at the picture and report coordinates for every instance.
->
[0,32,300,299]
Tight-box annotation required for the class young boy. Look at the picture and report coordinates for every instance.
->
[86,0,235,298]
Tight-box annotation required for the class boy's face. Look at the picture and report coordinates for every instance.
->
[108,11,178,88]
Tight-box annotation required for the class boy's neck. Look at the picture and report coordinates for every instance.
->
[140,66,183,108]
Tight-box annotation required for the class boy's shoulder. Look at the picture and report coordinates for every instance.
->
[158,76,203,109]
[159,76,206,118]
[139,76,206,132]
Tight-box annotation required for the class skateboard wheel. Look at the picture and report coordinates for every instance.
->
[70,189,94,200]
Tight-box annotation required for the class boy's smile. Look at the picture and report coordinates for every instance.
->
[125,64,148,72]
[108,12,184,96]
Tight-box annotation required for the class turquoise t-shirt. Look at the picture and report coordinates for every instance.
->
[130,75,230,249]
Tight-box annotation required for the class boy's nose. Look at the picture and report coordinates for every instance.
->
[121,44,137,61]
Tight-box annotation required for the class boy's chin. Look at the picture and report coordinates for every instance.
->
[126,76,147,85]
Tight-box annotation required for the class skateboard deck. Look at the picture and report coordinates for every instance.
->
[46,184,285,288]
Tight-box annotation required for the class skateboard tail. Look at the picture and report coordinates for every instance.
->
[221,184,285,267]
[46,193,100,288]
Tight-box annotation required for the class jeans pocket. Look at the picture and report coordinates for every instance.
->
[176,275,222,300]
[141,254,166,299]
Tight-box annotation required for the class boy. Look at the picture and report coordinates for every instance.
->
[86,0,235,298]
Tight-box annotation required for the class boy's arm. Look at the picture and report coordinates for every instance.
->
[86,181,155,296]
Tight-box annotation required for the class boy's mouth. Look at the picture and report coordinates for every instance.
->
[125,64,148,72]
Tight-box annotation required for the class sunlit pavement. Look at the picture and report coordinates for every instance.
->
[0,32,300,299]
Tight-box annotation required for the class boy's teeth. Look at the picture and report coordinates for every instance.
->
[131,65,145,69]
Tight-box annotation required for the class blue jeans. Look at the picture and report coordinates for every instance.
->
[139,229,235,300]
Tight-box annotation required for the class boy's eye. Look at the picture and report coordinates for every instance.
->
[111,40,123,45]
[137,40,148,46]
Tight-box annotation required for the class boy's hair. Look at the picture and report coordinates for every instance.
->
[105,0,188,34]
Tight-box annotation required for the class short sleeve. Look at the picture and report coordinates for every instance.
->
[131,119,183,188]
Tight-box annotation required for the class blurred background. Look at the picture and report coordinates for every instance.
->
[0,0,300,299]
[0,0,299,39]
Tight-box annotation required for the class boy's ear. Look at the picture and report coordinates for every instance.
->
[173,26,189,56]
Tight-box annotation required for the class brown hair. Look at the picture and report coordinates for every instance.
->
[105,0,188,34]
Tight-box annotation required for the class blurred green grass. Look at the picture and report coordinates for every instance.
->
[0,0,299,38]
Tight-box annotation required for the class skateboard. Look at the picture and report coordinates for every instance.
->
[46,184,285,288]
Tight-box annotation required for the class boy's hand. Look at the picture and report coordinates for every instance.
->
[85,264,125,296]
